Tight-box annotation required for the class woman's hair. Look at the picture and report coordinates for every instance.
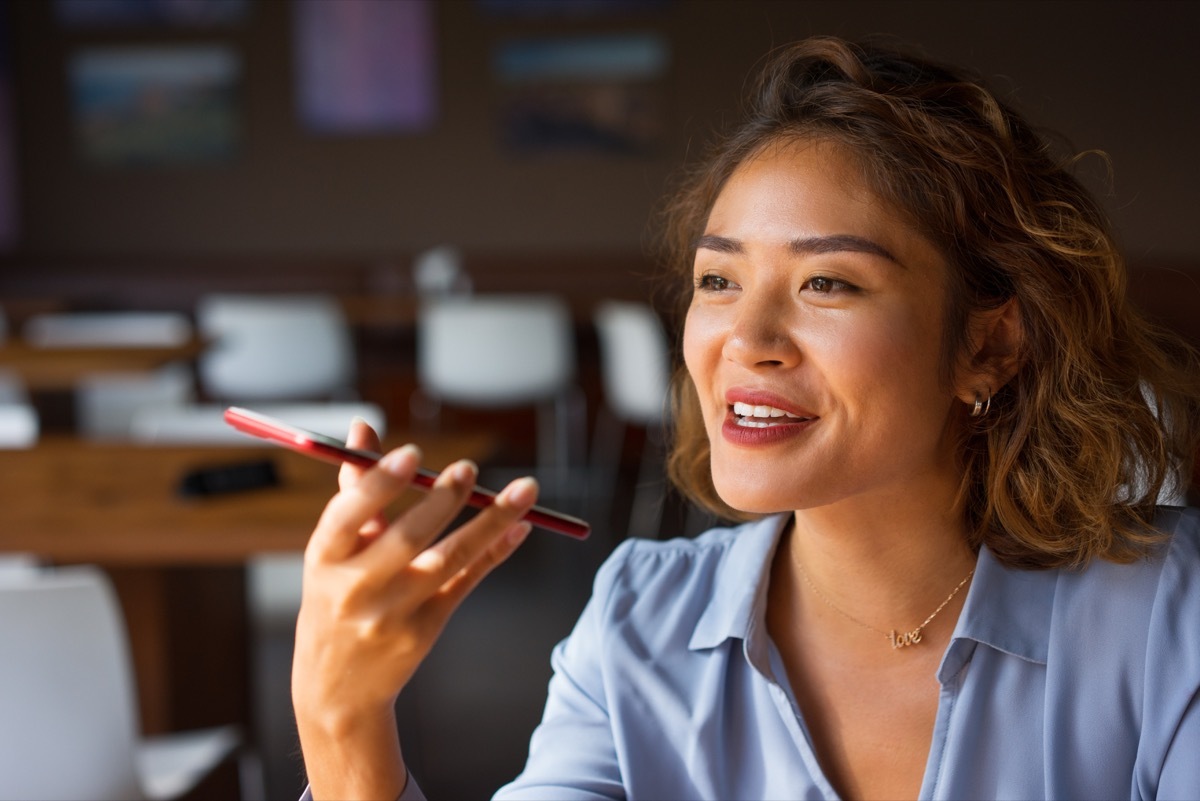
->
[660,35,1200,569]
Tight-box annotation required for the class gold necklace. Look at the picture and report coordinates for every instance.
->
[795,561,975,650]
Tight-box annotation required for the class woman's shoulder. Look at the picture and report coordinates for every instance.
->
[1049,506,1200,670]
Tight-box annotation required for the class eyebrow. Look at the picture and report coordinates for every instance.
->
[695,233,903,266]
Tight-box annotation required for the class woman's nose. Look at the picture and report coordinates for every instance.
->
[723,291,801,368]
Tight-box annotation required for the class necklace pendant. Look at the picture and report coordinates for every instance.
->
[889,629,923,649]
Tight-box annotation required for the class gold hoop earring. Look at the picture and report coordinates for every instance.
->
[969,391,992,418]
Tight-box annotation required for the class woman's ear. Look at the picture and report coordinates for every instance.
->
[955,297,1024,406]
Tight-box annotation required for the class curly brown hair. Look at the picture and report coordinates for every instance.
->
[659,35,1200,569]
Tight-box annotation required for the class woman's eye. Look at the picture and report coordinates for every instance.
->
[695,273,733,292]
[804,275,852,294]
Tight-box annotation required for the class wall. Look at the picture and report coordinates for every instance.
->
[3,0,1198,265]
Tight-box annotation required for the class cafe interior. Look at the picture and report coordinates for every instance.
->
[0,1,1197,799]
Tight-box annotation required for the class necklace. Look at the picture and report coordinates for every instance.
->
[795,561,975,650]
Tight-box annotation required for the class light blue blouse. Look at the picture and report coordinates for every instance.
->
[479,507,1200,800]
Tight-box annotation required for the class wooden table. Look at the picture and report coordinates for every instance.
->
[0,340,209,391]
[0,433,494,735]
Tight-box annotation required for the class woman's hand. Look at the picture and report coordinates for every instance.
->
[292,419,537,801]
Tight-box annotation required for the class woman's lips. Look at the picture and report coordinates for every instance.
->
[721,403,817,445]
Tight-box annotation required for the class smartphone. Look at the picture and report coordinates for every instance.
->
[224,406,590,540]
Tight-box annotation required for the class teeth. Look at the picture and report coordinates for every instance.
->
[733,401,802,419]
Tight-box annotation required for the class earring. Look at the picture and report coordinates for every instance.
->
[970,391,992,418]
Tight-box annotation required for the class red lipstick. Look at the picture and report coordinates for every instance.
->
[721,389,817,446]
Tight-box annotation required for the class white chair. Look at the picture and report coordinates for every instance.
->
[75,363,195,441]
[0,565,242,801]
[415,293,582,498]
[594,301,671,427]
[196,294,356,403]
[591,300,673,540]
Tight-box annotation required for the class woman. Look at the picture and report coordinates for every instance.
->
[293,37,1200,800]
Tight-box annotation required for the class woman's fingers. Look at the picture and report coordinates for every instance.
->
[311,449,541,598]
[311,444,422,563]
[338,417,384,492]
[428,520,532,618]
[369,459,480,561]
[406,476,539,588]
[378,483,537,649]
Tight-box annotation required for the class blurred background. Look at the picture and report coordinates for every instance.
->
[0,1,1197,799]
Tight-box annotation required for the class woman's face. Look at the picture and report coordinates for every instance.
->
[683,138,965,515]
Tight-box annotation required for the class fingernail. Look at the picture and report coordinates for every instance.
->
[451,459,478,485]
[380,444,421,475]
[502,476,538,507]
[347,416,369,440]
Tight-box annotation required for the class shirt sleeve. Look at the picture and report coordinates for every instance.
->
[298,771,427,801]
[1156,686,1200,800]
[1143,508,1200,800]
[492,543,633,800]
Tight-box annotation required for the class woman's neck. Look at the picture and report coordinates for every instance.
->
[781,482,978,645]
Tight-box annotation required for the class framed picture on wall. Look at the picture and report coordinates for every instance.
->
[493,33,670,156]
[292,0,437,135]
[68,45,241,167]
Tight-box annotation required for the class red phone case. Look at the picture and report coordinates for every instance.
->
[224,406,590,539]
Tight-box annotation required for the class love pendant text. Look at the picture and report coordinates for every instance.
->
[889,629,923,649]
